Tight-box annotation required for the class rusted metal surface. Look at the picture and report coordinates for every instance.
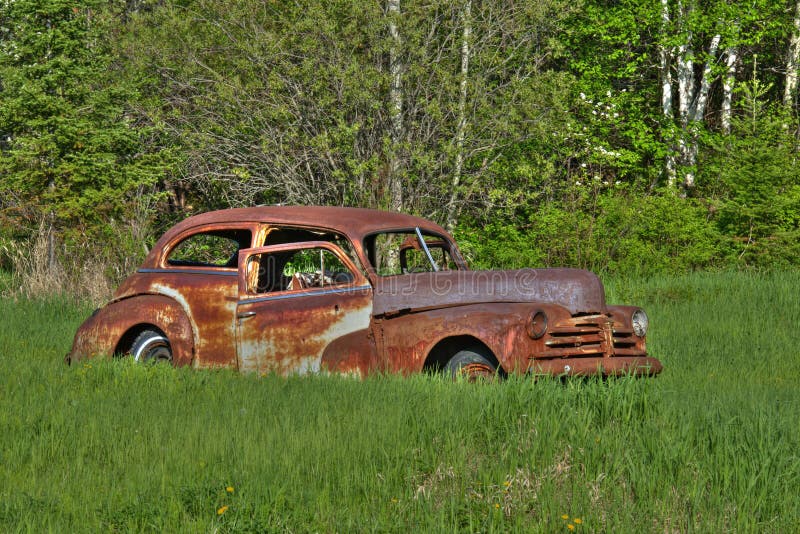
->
[319,328,380,376]
[68,294,194,365]
[529,357,663,376]
[68,206,663,377]
[372,268,607,316]
[235,242,373,375]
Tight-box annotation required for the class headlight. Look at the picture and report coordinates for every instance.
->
[632,309,648,337]
[526,310,548,339]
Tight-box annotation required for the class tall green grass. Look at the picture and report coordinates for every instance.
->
[0,272,798,532]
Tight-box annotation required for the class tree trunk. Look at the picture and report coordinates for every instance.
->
[690,33,720,122]
[660,0,676,186]
[387,0,404,213]
[784,0,800,108]
[659,0,673,120]
[674,36,694,191]
[676,42,693,127]
[445,0,471,233]
[673,21,720,191]
[721,46,737,134]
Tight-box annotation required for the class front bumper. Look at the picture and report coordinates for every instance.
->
[528,356,663,377]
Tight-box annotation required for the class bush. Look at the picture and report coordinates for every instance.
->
[457,188,722,276]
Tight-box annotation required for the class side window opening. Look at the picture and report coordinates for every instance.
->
[248,246,357,294]
[263,227,360,269]
[167,229,252,268]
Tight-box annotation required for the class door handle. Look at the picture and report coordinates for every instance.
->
[237,311,256,319]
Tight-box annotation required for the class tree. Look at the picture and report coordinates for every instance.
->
[0,0,167,246]
[120,0,574,228]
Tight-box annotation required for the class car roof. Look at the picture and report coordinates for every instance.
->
[140,206,464,272]
[162,206,449,239]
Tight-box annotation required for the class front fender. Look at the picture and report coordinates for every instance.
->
[67,294,195,366]
[379,303,541,373]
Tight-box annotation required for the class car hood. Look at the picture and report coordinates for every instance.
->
[372,268,607,316]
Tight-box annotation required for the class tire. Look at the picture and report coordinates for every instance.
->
[444,348,497,381]
[130,329,172,363]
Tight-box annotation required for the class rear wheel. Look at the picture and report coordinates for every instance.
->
[444,349,497,381]
[130,329,172,363]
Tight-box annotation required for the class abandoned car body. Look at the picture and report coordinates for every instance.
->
[67,206,662,377]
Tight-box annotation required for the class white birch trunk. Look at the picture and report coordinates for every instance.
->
[679,135,697,189]
[675,32,695,191]
[721,47,737,133]
[784,0,800,107]
[445,0,471,233]
[676,40,694,126]
[690,34,720,122]
[660,0,673,119]
[388,0,404,212]
[660,0,676,187]
[674,15,722,190]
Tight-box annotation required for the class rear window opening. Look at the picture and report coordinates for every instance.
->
[167,229,252,268]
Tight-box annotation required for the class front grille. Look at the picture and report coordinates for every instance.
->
[537,314,645,359]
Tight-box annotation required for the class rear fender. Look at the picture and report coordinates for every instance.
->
[67,295,195,366]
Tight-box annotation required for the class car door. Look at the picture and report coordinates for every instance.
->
[235,241,375,375]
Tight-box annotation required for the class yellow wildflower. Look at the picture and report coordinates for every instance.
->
[574,518,583,524]
[567,524,575,531]
[217,505,229,515]
[503,480,511,487]
[226,486,234,493]
[494,503,500,509]
[561,514,569,520]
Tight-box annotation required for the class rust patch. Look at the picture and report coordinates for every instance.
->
[68,294,194,366]
[320,327,380,376]
[529,357,663,377]
[237,289,373,375]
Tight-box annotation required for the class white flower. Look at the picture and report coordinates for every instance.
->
[579,92,586,100]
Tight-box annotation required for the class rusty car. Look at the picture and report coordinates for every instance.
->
[67,206,662,378]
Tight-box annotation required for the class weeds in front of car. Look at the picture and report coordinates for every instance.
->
[0,271,798,531]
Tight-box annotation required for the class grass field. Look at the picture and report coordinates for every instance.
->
[0,271,798,532]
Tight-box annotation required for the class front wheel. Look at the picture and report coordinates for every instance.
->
[130,329,172,363]
[444,349,497,381]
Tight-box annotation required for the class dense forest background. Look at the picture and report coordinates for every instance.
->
[2,0,799,297]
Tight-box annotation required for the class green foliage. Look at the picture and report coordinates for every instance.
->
[560,0,663,184]
[460,185,721,276]
[0,0,170,241]
[1,272,799,530]
[700,101,800,267]
[1,0,800,282]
